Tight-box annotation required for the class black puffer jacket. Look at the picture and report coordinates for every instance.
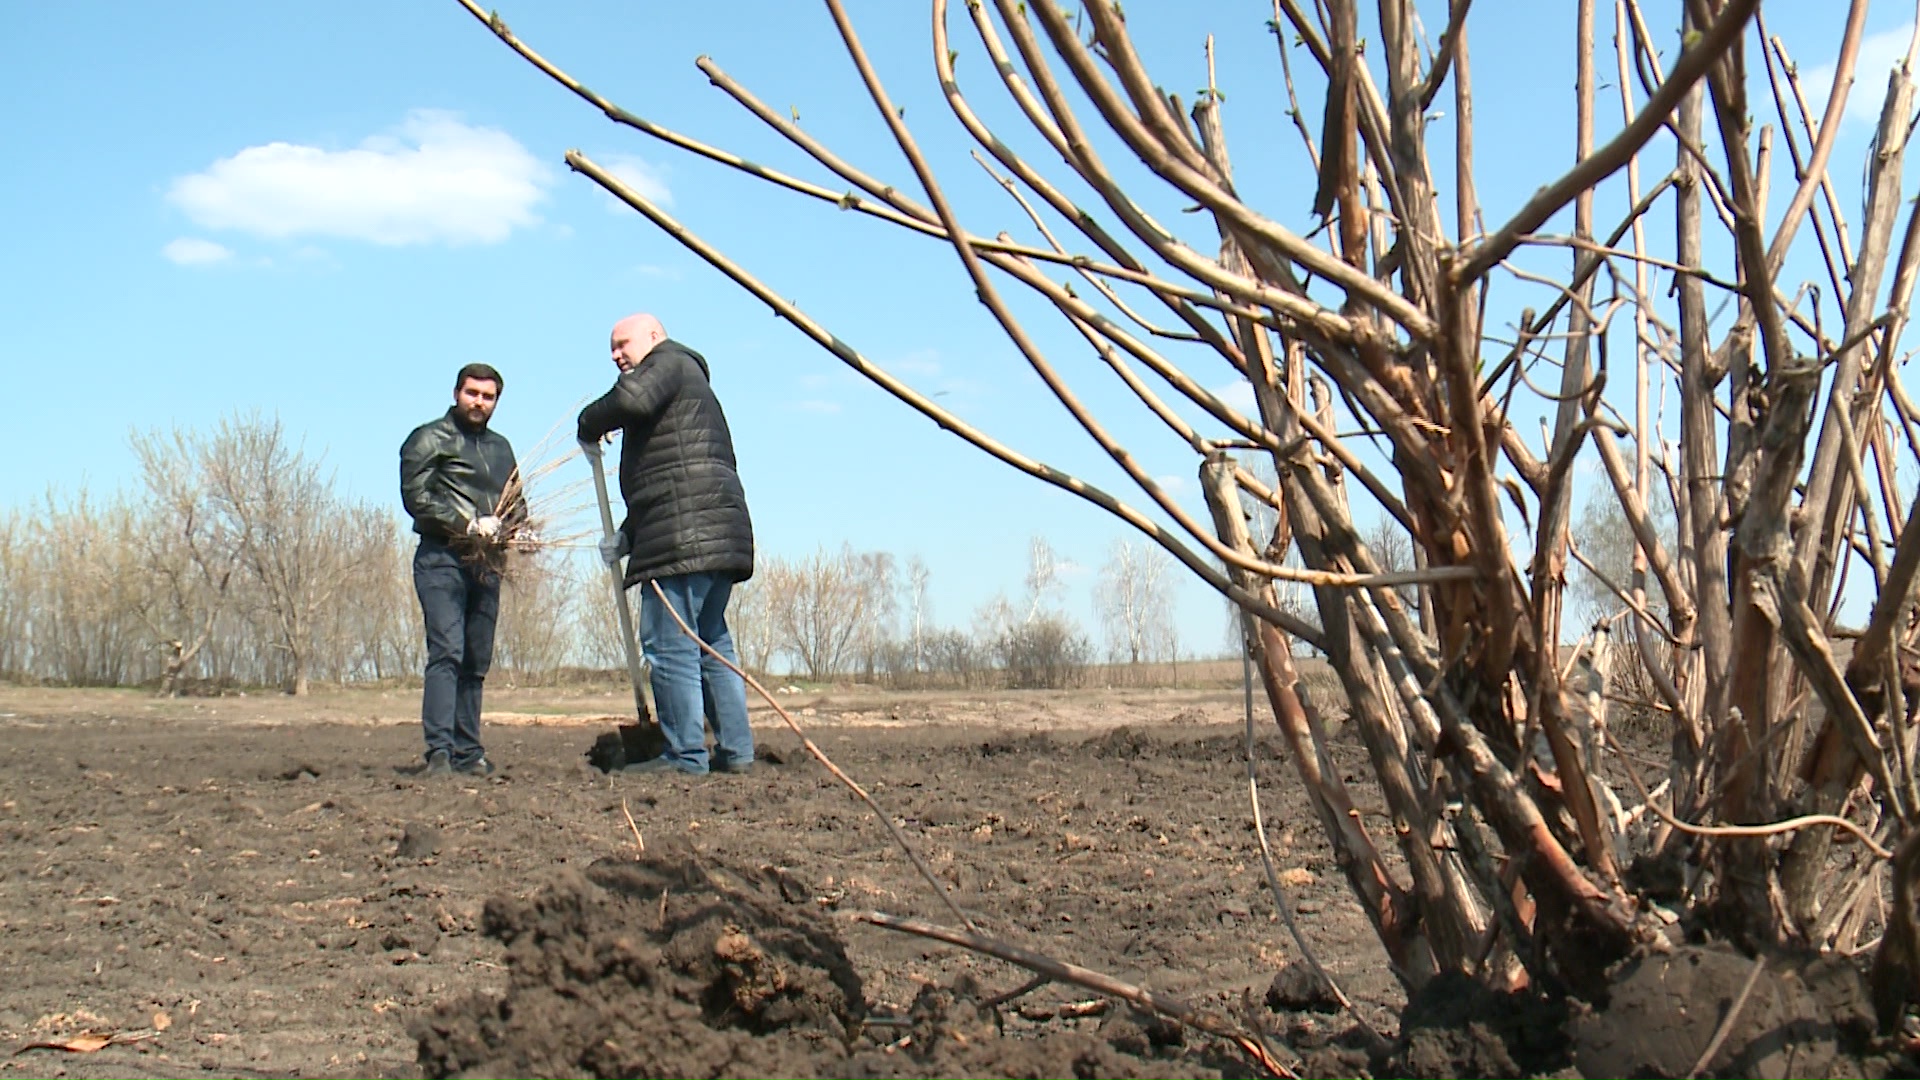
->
[577,339,754,586]
[399,409,519,542]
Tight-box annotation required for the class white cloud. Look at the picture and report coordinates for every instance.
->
[788,399,842,414]
[1154,474,1191,496]
[166,110,552,246]
[597,153,674,211]
[1806,24,1917,126]
[161,237,233,266]
[630,263,681,280]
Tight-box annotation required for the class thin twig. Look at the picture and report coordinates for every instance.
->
[1685,954,1767,1079]
[854,910,1298,1078]
[566,151,1325,649]
[1459,0,1758,283]
[1602,726,1893,859]
[1239,617,1388,1050]
[619,797,645,854]
[645,580,977,930]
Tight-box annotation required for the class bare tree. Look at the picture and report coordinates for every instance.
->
[725,573,779,676]
[201,412,376,696]
[468,0,1920,1007]
[0,511,27,679]
[351,515,427,682]
[571,551,631,672]
[1096,537,1173,664]
[970,591,1018,652]
[765,544,893,681]
[1021,535,1063,626]
[904,554,933,675]
[849,548,898,679]
[26,490,148,686]
[127,428,242,695]
[1569,482,1676,630]
[492,553,575,684]
[1359,514,1420,620]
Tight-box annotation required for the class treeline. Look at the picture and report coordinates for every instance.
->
[0,415,1187,695]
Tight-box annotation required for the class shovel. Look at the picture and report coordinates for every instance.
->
[585,441,656,727]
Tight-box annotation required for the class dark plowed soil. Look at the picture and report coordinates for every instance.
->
[3,698,1912,1078]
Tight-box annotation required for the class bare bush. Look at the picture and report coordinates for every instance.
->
[570,551,630,673]
[924,627,991,689]
[995,612,1094,690]
[26,491,149,686]
[724,574,778,677]
[491,554,577,685]
[764,544,895,681]
[464,0,1920,998]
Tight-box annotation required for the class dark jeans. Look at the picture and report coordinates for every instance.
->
[414,539,499,768]
[638,571,754,774]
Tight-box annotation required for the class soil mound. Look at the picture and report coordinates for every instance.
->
[1392,971,1571,1078]
[1568,946,1875,1079]
[413,845,1226,1078]
[584,722,669,773]
[412,841,864,1077]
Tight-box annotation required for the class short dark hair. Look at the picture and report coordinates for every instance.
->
[455,363,504,394]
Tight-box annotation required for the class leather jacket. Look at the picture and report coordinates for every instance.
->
[399,408,519,543]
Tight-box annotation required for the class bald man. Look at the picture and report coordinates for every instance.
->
[579,314,756,776]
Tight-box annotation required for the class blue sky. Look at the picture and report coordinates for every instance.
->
[0,2,1901,656]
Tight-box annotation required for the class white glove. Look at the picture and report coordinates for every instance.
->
[598,532,628,567]
[469,515,503,540]
[578,437,603,460]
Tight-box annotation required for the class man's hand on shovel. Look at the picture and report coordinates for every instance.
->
[598,532,628,567]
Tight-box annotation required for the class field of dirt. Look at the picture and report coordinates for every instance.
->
[0,678,1905,1078]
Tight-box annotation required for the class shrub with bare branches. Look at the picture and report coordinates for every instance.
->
[492,551,577,685]
[462,0,1920,1007]
[761,544,896,681]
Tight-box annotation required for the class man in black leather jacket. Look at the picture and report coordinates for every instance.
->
[579,314,755,777]
[400,363,519,777]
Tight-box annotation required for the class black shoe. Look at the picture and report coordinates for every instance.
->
[622,756,698,776]
[455,756,496,777]
[710,757,754,775]
[424,749,453,776]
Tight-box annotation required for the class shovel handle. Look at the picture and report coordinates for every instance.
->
[586,444,653,724]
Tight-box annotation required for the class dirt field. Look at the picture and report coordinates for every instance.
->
[0,679,1902,1078]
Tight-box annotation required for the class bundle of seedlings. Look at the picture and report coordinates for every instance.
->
[465,422,597,577]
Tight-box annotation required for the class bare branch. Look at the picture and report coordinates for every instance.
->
[1458,0,1758,284]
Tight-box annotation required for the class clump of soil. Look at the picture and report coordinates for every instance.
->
[584,721,668,773]
[1391,972,1572,1079]
[1265,960,1343,1013]
[414,845,1226,1078]
[413,840,862,1077]
[1568,946,1885,1079]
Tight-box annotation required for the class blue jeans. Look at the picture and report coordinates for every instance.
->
[414,539,499,768]
[638,571,754,774]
